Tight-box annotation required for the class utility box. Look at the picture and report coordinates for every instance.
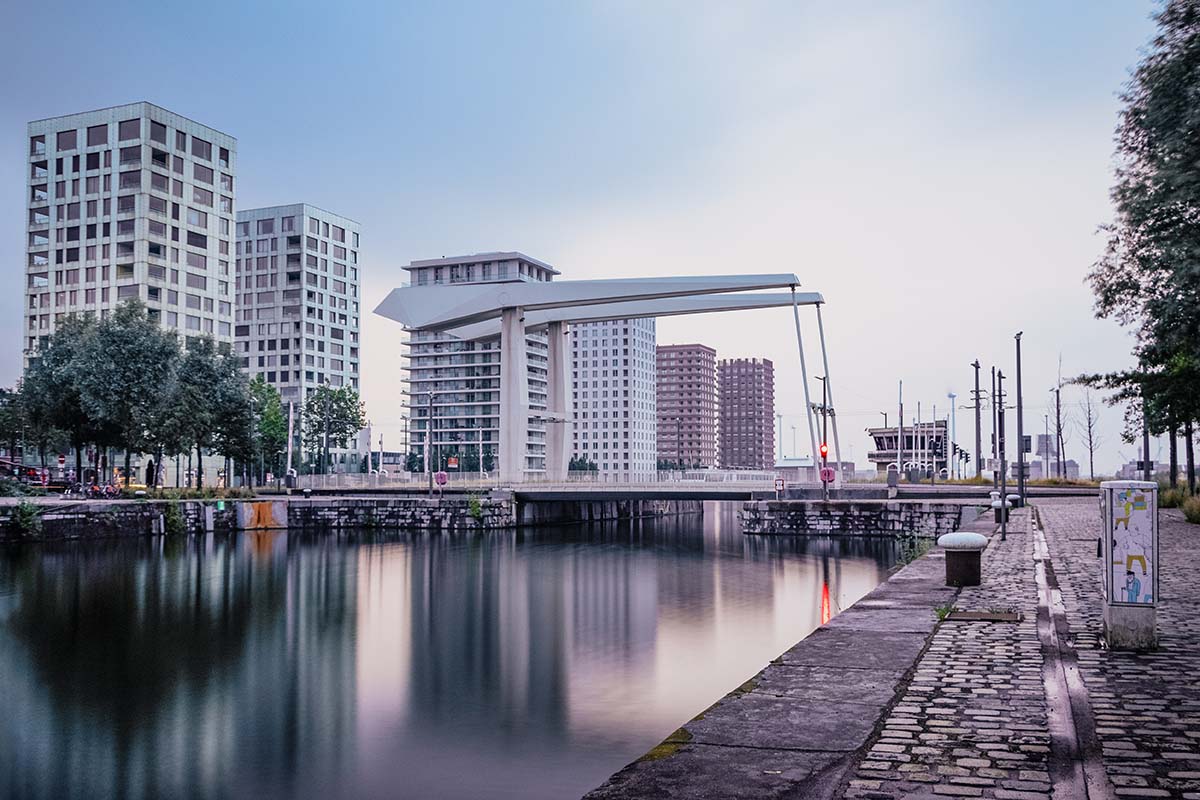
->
[1100,481,1157,649]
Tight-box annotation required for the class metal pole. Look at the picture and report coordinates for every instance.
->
[426,390,434,497]
[676,417,682,468]
[898,381,904,481]
[991,366,998,489]
[322,390,332,475]
[972,360,982,478]
[791,426,797,458]
[814,304,843,488]
[1143,398,1152,482]
[931,403,937,485]
[947,393,957,479]
[1045,414,1050,480]
[998,370,1008,541]
[791,287,820,476]
[917,400,922,479]
[820,377,829,502]
[1015,332,1025,500]
[285,401,295,477]
[1055,387,1064,478]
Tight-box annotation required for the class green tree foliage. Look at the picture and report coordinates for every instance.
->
[569,455,598,472]
[300,385,366,471]
[247,377,289,481]
[1083,1,1200,465]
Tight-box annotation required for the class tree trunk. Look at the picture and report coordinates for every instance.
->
[1169,424,1179,488]
[1187,420,1196,495]
[196,444,203,489]
[123,449,132,489]
[154,446,164,490]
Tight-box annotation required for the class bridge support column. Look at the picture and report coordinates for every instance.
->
[545,320,571,481]
[499,306,529,484]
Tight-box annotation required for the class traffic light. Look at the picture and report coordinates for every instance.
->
[819,442,829,460]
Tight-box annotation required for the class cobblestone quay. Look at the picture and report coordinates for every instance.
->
[585,498,1200,799]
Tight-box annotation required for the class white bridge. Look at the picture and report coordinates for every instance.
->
[375,272,843,487]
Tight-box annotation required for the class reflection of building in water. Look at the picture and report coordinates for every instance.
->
[404,533,571,736]
[0,534,358,800]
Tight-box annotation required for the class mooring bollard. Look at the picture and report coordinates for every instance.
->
[991,498,1011,523]
[1100,480,1157,649]
[938,531,988,587]
[1007,492,1022,509]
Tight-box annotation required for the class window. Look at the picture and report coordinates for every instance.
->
[176,130,187,151]
[150,121,167,144]
[236,221,250,237]
[149,220,167,238]
[118,119,140,141]
[119,171,141,189]
[191,137,212,161]
[173,155,184,175]
[87,125,108,147]
[219,147,230,168]
[86,152,100,170]
[257,218,274,235]
[193,187,213,207]
[186,274,207,290]
[309,218,319,234]
[56,130,78,150]
[187,208,207,227]
[220,196,232,213]
[193,164,213,184]
[334,245,346,260]
[30,135,45,156]
[119,146,140,165]
[117,285,139,300]
[151,172,169,192]
[186,231,207,249]
[186,252,206,269]
[149,195,167,216]
[117,195,136,213]
[332,225,345,242]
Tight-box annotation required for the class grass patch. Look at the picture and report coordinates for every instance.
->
[935,603,958,621]
[1160,487,1188,509]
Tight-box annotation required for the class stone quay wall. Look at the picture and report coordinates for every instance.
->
[740,499,976,536]
[0,494,703,542]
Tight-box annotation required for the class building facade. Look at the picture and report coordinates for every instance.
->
[570,318,656,478]
[235,204,361,407]
[403,253,559,476]
[25,102,237,357]
[867,420,949,475]
[655,344,718,468]
[718,358,775,469]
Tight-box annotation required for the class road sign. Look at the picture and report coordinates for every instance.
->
[819,466,836,483]
[1021,435,1031,454]
[447,456,459,469]
[435,471,448,486]
[774,478,784,492]
[57,454,65,467]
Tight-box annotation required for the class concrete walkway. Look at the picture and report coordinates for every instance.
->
[585,498,1200,799]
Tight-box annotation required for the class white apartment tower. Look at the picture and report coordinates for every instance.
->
[234,204,361,406]
[571,318,657,479]
[403,253,558,476]
[24,103,237,355]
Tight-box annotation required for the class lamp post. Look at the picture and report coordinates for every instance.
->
[676,417,682,469]
[947,392,957,480]
[426,390,435,497]
[791,425,797,458]
[1015,332,1025,501]
[998,370,1008,541]
[971,360,982,478]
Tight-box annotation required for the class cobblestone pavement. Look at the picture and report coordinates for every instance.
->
[844,508,1055,799]
[1040,498,1200,799]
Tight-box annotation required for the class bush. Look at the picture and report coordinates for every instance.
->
[13,500,42,538]
[1160,487,1187,509]
[1183,496,1200,524]
[148,486,255,501]
[467,495,484,521]
[0,478,45,497]
[163,501,186,536]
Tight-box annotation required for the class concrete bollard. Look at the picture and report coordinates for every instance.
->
[1007,492,1022,509]
[991,498,1011,523]
[938,531,988,587]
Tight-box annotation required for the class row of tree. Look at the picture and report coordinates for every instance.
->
[0,301,365,488]
[1084,0,1200,492]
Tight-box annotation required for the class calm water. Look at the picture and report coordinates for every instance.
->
[0,502,899,800]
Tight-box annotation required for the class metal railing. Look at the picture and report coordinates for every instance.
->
[292,469,781,492]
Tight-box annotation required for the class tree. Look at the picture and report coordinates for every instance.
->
[77,302,180,486]
[1084,1,1200,488]
[246,377,288,483]
[1077,390,1104,481]
[0,388,26,461]
[301,385,366,472]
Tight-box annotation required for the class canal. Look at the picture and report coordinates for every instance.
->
[0,502,902,800]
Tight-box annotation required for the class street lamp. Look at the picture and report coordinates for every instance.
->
[946,393,957,479]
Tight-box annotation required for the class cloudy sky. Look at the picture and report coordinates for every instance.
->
[0,0,1162,474]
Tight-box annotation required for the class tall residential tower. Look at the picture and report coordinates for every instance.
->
[235,204,361,406]
[403,253,558,476]
[718,357,775,469]
[570,318,656,478]
[655,344,718,468]
[25,102,236,357]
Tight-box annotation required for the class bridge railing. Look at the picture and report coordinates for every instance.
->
[292,469,781,492]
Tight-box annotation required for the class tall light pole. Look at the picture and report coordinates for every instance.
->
[971,360,982,478]
[1015,332,1025,501]
[425,390,435,497]
[947,392,957,479]
[791,425,797,458]
[998,370,1008,541]
[990,366,998,489]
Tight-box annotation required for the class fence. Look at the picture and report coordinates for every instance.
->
[293,469,781,492]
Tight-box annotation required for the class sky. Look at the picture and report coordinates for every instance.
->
[0,0,1163,474]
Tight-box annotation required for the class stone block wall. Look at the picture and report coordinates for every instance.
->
[740,500,972,536]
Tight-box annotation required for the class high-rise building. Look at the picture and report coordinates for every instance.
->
[655,344,718,468]
[235,204,361,407]
[718,358,775,469]
[403,253,559,476]
[24,103,237,358]
[570,318,657,478]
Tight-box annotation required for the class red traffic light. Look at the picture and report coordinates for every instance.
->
[819,442,829,459]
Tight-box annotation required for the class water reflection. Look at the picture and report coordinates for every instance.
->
[0,503,899,800]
